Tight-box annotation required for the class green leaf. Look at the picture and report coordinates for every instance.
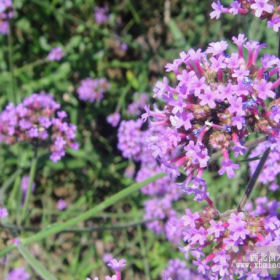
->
[18,245,57,280]
[126,70,139,90]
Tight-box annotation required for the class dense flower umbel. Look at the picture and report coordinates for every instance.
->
[0,93,79,162]
[211,0,280,32]
[143,34,280,203]
[245,196,280,217]
[118,120,184,243]
[175,207,280,279]
[77,78,111,103]
[249,141,280,190]
[0,0,14,34]
[162,259,205,280]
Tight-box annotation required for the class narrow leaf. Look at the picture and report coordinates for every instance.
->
[18,245,57,280]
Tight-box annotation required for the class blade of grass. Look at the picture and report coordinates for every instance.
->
[0,172,166,257]
[18,245,57,280]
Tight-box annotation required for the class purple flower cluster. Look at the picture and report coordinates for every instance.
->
[143,34,280,202]
[7,267,30,280]
[107,112,121,127]
[94,6,109,25]
[77,78,111,103]
[245,196,280,217]
[176,207,280,279]
[0,93,79,162]
[118,121,184,243]
[128,93,149,116]
[249,142,280,190]
[162,259,205,280]
[47,47,64,61]
[211,1,280,32]
[117,119,144,161]
[0,0,14,34]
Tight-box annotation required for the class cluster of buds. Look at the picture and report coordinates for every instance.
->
[77,78,111,103]
[176,207,280,279]
[142,34,280,203]
[0,93,79,162]
[211,0,280,32]
[0,0,14,34]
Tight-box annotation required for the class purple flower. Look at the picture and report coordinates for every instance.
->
[106,112,121,127]
[57,199,67,211]
[107,259,126,271]
[77,78,110,103]
[0,93,78,162]
[94,6,109,25]
[7,267,30,280]
[0,206,8,218]
[208,220,225,238]
[182,209,200,228]
[21,176,35,194]
[218,160,240,178]
[251,0,274,17]
[229,223,250,241]
[253,79,275,100]
[210,1,227,19]
[47,47,64,61]
[103,253,113,263]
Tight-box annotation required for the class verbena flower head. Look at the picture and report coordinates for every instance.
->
[250,141,280,189]
[175,207,280,279]
[143,34,280,202]
[245,196,280,217]
[117,119,144,161]
[7,267,30,280]
[47,47,64,61]
[0,0,14,35]
[162,259,205,280]
[94,6,109,25]
[77,78,111,103]
[0,93,79,162]
[211,0,280,32]
[107,112,121,127]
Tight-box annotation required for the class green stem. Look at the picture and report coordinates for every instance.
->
[20,150,38,225]
[237,148,271,212]
[7,22,17,104]
[0,172,166,257]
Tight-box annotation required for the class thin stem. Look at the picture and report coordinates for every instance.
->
[237,148,271,212]
[1,219,156,234]
[7,22,17,104]
[20,149,38,225]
